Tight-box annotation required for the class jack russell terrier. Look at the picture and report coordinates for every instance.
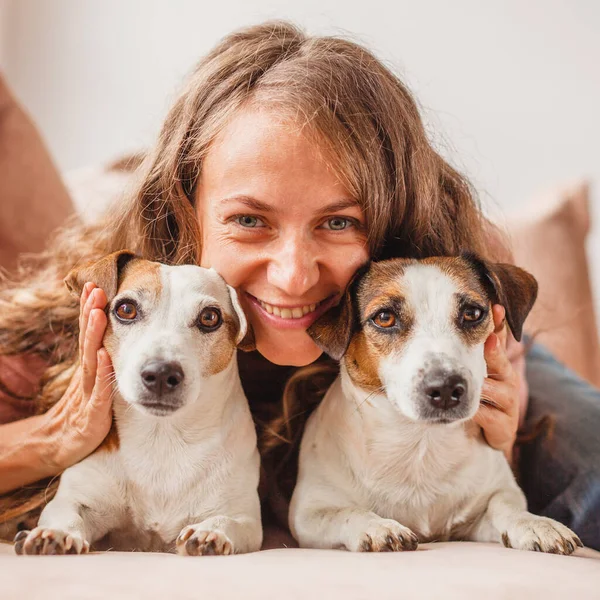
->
[290,254,582,555]
[14,251,262,555]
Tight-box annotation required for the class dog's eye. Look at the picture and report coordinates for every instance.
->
[462,306,483,323]
[372,311,396,328]
[198,307,222,331]
[115,302,138,321]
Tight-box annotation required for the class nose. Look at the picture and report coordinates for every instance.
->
[141,361,184,396]
[267,234,320,297]
[423,373,467,410]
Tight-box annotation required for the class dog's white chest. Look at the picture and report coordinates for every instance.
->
[361,431,503,541]
[99,426,227,550]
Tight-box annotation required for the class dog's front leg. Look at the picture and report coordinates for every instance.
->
[471,487,582,554]
[14,456,125,555]
[292,504,418,552]
[176,514,262,556]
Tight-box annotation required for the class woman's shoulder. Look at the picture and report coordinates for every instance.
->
[0,354,46,424]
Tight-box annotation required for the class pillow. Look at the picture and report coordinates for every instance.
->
[506,182,600,388]
[0,75,73,272]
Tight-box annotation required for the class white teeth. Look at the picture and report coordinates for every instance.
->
[257,298,322,319]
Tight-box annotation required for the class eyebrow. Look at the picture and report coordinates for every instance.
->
[219,195,361,216]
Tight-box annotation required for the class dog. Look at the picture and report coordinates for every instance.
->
[290,253,582,554]
[14,250,262,555]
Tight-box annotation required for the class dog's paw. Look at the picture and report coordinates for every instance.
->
[353,518,418,552]
[176,526,233,556]
[501,515,582,555]
[14,527,90,555]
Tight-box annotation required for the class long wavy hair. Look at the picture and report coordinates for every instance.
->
[0,21,501,529]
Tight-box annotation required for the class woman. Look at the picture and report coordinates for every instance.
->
[1,21,598,548]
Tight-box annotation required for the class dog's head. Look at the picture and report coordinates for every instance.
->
[65,251,254,417]
[308,254,537,424]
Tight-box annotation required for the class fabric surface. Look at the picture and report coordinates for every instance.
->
[1,541,598,600]
[0,75,74,273]
[520,341,600,550]
[509,182,600,388]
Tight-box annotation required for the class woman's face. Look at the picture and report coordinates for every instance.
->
[196,108,369,366]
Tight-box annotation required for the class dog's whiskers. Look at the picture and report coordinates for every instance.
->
[354,386,385,413]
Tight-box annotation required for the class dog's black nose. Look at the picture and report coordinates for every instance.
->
[141,361,184,395]
[424,373,467,410]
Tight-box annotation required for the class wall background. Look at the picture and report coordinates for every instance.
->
[1,0,599,297]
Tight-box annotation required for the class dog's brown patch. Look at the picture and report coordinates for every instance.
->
[345,332,383,391]
[343,261,415,388]
[203,315,237,376]
[455,253,538,342]
[102,259,163,357]
[116,259,163,305]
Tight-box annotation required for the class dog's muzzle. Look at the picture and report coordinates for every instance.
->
[423,372,467,411]
[416,365,472,423]
[138,360,185,415]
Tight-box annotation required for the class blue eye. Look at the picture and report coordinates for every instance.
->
[324,217,352,231]
[235,215,264,228]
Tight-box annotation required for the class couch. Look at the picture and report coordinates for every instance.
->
[1,78,599,599]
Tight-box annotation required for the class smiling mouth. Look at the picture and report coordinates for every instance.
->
[252,297,326,319]
[246,292,338,326]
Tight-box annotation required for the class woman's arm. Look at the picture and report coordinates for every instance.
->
[0,414,61,494]
[0,284,114,494]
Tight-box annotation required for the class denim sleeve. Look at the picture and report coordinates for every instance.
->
[520,341,600,550]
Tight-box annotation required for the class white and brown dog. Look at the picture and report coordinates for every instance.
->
[290,254,582,554]
[14,251,262,555]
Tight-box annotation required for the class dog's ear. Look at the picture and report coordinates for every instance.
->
[227,284,256,352]
[64,250,136,302]
[307,264,369,361]
[461,251,538,342]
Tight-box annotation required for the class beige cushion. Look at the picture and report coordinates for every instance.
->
[1,541,598,599]
[0,75,74,272]
[508,181,600,388]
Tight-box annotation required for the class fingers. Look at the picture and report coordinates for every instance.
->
[79,284,108,361]
[82,308,108,398]
[473,402,498,431]
[484,332,513,382]
[78,283,95,362]
[474,403,517,452]
[480,378,518,415]
[88,349,114,417]
[473,404,516,459]
[492,304,507,348]
[79,283,109,395]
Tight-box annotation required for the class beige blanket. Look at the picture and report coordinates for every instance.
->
[1,540,599,599]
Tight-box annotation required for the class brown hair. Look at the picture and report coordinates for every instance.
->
[0,21,500,528]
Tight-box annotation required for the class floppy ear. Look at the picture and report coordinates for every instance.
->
[64,250,136,302]
[307,265,369,361]
[227,284,256,352]
[461,251,538,342]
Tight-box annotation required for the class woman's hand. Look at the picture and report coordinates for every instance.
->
[42,282,114,471]
[473,305,520,464]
